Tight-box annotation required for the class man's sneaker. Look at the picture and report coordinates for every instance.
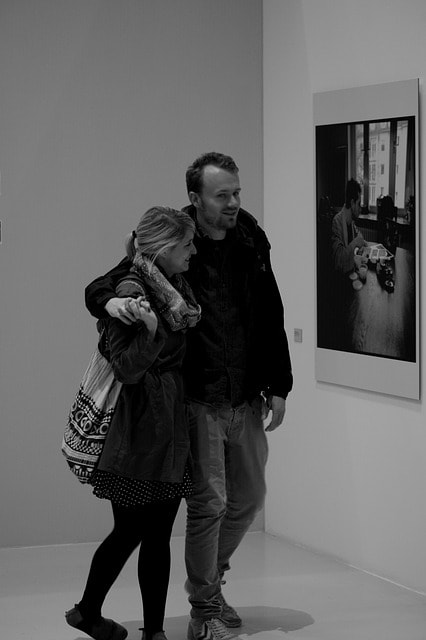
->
[216,593,242,628]
[65,605,128,640]
[187,617,239,640]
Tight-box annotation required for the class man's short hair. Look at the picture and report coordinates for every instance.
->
[186,152,239,195]
[345,178,361,208]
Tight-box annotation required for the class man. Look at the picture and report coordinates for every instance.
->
[331,178,367,274]
[85,152,293,640]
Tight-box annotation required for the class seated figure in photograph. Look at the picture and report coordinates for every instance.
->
[331,178,367,275]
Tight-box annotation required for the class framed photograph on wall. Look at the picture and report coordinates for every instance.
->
[314,79,419,400]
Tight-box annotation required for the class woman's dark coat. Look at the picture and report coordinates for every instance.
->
[97,284,190,483]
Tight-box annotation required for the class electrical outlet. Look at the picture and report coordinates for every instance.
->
[294,328,303,343]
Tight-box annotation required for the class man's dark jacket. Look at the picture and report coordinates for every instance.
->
[85,206,293,406]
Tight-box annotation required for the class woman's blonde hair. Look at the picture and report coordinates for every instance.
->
[125,206,195,265]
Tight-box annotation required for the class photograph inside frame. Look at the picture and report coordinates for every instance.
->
[314,79,419,400]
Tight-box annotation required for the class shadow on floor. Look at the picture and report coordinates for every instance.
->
[112,606,315,639]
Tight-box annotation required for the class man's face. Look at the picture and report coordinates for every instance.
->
[192,165,241,234]
[351,195,361,220]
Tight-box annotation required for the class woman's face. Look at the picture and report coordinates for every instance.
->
[157,230,197,276]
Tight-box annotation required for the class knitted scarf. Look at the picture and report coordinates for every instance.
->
[122,254,201,331]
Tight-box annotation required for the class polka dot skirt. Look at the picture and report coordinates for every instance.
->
[91,469,193,507]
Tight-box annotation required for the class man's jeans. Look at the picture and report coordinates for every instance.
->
[185,398,268,619]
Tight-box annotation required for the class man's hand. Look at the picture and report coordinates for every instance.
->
[353,253,368,270]
[264,395,287,432]
[105,297,140,325]
[351,234,367,251]
[132,299,158,334]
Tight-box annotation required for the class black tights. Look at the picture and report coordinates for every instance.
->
[78,499,181,636]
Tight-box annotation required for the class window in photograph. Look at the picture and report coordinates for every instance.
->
[352,117,413,217]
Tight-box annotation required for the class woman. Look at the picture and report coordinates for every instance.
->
[66,207,200,640]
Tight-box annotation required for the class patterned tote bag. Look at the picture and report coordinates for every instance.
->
[62,347,122,484]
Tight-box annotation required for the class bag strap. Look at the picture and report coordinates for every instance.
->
[96,319,111,362]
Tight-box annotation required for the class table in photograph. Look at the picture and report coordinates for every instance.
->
[344,245,415,360]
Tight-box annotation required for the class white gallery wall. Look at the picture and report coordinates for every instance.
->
[0,0,263,547]
[263,0,426,594]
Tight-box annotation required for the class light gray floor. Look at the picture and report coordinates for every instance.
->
[1,531,425,639]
